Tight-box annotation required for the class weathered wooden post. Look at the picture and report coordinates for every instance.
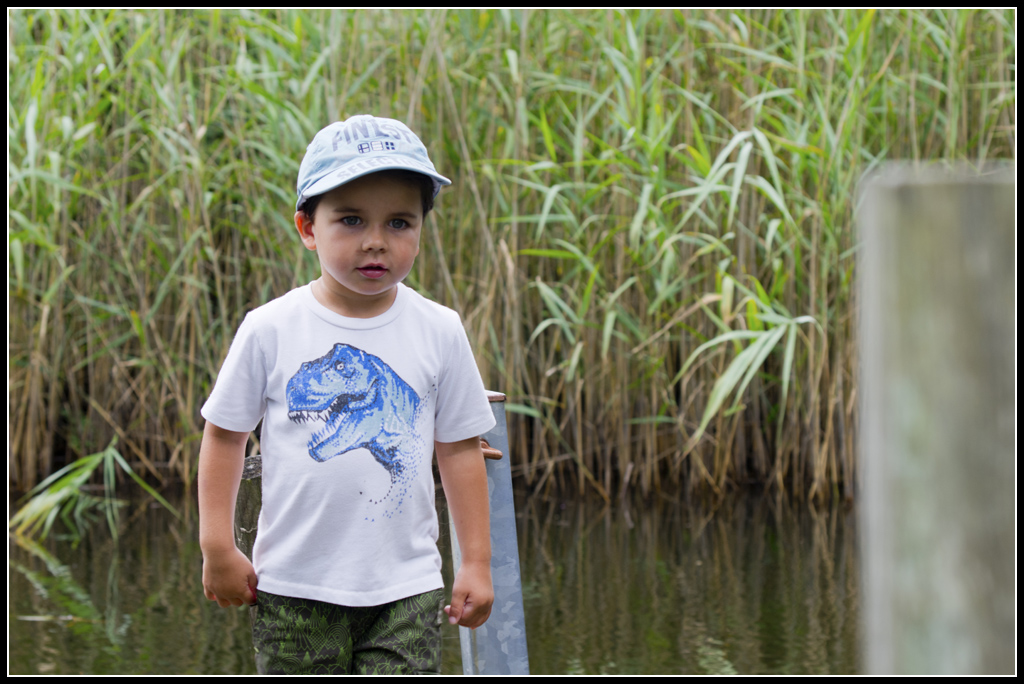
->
[233,457,262,561]
[859,166,1015,674]
[233,455,262,625]
[233,389,529,674]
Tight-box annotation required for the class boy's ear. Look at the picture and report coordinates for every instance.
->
[294,211,317,251]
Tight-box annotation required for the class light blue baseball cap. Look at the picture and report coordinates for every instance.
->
[295,115,451,210]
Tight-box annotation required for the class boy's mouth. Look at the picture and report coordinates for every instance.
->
[357,264,388,279]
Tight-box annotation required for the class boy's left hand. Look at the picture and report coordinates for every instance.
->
[436,436,493,629]
[445,559,493,628]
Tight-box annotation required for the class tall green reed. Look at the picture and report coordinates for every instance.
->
[9,9,1015,501]
[9,438,180,543]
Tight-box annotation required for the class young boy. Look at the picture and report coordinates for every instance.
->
[198,115,496,675]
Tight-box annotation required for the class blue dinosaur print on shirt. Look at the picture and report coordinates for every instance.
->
[286,343,426,516]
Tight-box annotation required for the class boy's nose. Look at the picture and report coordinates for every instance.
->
[361,224,387,251]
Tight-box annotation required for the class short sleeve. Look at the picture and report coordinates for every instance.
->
[201,314,269,433]
[433,319,496,443]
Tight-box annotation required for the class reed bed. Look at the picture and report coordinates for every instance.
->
[9,9,1016,500]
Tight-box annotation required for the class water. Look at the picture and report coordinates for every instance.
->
[512,494,860,675]
[8,490,860,674]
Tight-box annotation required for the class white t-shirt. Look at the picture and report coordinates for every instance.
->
[201,282,496,606]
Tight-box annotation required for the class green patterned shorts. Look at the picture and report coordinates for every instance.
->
[251,588,445,675]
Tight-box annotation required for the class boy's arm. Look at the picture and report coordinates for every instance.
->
[198,421,258,607]
[436,436,493,629]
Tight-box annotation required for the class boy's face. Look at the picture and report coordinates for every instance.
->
[294,173,422,318]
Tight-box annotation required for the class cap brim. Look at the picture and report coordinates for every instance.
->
[297,156,451,209]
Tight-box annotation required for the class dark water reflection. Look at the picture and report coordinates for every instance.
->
[513,494,860,675]
[8,490,860,674]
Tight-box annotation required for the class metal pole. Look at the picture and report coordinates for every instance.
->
[449,391,531,675]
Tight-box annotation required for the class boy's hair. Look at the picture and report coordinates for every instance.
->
[298,169,436,221]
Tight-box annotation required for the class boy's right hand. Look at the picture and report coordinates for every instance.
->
[202,546,258,607]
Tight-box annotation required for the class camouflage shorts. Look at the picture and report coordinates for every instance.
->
[251,588,445,675]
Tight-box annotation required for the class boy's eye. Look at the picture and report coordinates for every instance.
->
[341,216,361,226]
[388,219,409,229]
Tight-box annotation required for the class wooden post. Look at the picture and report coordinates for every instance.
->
[233,456,262,561]
[859,166,1015,674]
[234,455,262,625]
